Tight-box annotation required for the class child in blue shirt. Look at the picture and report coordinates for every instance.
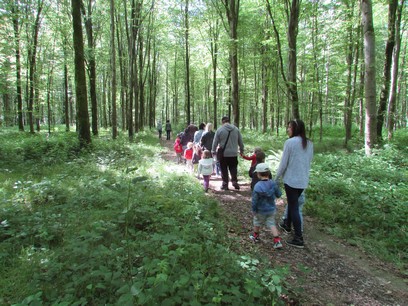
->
[250,163,283,249]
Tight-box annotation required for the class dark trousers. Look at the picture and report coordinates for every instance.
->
[284,184,304,238]
[166,130,171,140]
[220,156,238,187]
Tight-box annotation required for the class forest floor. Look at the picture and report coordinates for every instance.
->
[159,139,408,305]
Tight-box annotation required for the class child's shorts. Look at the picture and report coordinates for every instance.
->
[253,212,276,228]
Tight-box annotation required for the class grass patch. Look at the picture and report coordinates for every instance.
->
[0,128,286,305]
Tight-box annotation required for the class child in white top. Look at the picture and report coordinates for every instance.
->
[198,150,214,192]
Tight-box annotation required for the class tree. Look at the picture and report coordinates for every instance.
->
[71,0,91,147]
[376,0,398,142]
[221,0,240,127]
[110,0,117,139]
[266,0,300,120]
[27,0,44,133]
[83,0,98,136]
[361,0,377,155]
[11,0,24,131]
[387,0,404,140]
[185,0,191,124]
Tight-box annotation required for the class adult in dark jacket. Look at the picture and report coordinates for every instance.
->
[211,116,244,190]
[200,123,215,151]
[180,124,198,151]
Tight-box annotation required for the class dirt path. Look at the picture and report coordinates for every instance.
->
[160,140,408,305]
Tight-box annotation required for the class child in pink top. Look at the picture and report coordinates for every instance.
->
[173,136,183,164]
[184,142,194,173]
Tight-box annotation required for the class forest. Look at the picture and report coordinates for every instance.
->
[0,0,407,305]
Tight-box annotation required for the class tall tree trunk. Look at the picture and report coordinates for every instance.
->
[12,0,24,131]
[266,0,299,120]
[72,0,91,147]
[223,0,240,127]
[210,18,219,129]
[116,10,126,131]
[344,0,356,145]
[361,0,377,156]
[83,0,98,136]
[27,0,43,133]
[387,0,404,140]
[376,0,398,141]
[261,44,268,133]
[111,0,117,139]
[64,47,70,132]
[287,0,300,119]
[184,0,191,124]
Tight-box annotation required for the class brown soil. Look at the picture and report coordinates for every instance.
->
[160,139,408,305]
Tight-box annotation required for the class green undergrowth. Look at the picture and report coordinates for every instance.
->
[0,128,286,305]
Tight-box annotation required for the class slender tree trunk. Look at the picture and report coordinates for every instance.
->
[12,0,24,131]
[261,44,268,133]
[376,0,398,141]
[226,0,240,127]
[64,54,70,132]
[361,0,377,155]
[344,1,355,145]
[387,0,404,140]
[72,0,91,147]
[83,0,98,136]
[185,0,191,124]
[110,0,117,139]
[210,19,219,129]
[27,1,43,133]
[287,0,300,119]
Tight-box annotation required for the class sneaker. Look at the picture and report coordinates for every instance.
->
[273,240,283,249]
[279,222,292,234]
[220,185,229,191]
[249,234,260,242]
[232,183,240,190]
[286,236,304,249]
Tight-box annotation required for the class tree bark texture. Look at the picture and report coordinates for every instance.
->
[12,0,24,131]
[361,0,377,155]
[71,0,91,146]
[84,0,98,136]
[376,0,398,141]
[110,0,117,139]
[387,0,404,140]
[287,0,300,120]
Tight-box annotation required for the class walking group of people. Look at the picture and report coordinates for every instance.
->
[162,116,313,249]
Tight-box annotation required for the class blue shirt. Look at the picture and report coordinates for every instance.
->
[252,179,282,214]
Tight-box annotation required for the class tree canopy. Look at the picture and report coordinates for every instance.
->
[0,0,406,150]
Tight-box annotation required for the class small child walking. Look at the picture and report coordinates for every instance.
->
[250,163,283,249]
[248,151,272,190]
[173,135,183,164]
[184,142,194,173]
[192,144,202,175]
[241,147,263,168]
[197,150,214,192]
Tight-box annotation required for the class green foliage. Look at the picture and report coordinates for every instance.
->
[307,141,407,271]
[0,129,286,305]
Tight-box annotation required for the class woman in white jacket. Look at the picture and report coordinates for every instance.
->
[275,119,313,248]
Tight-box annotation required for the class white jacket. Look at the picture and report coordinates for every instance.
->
[198,158,214,176]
